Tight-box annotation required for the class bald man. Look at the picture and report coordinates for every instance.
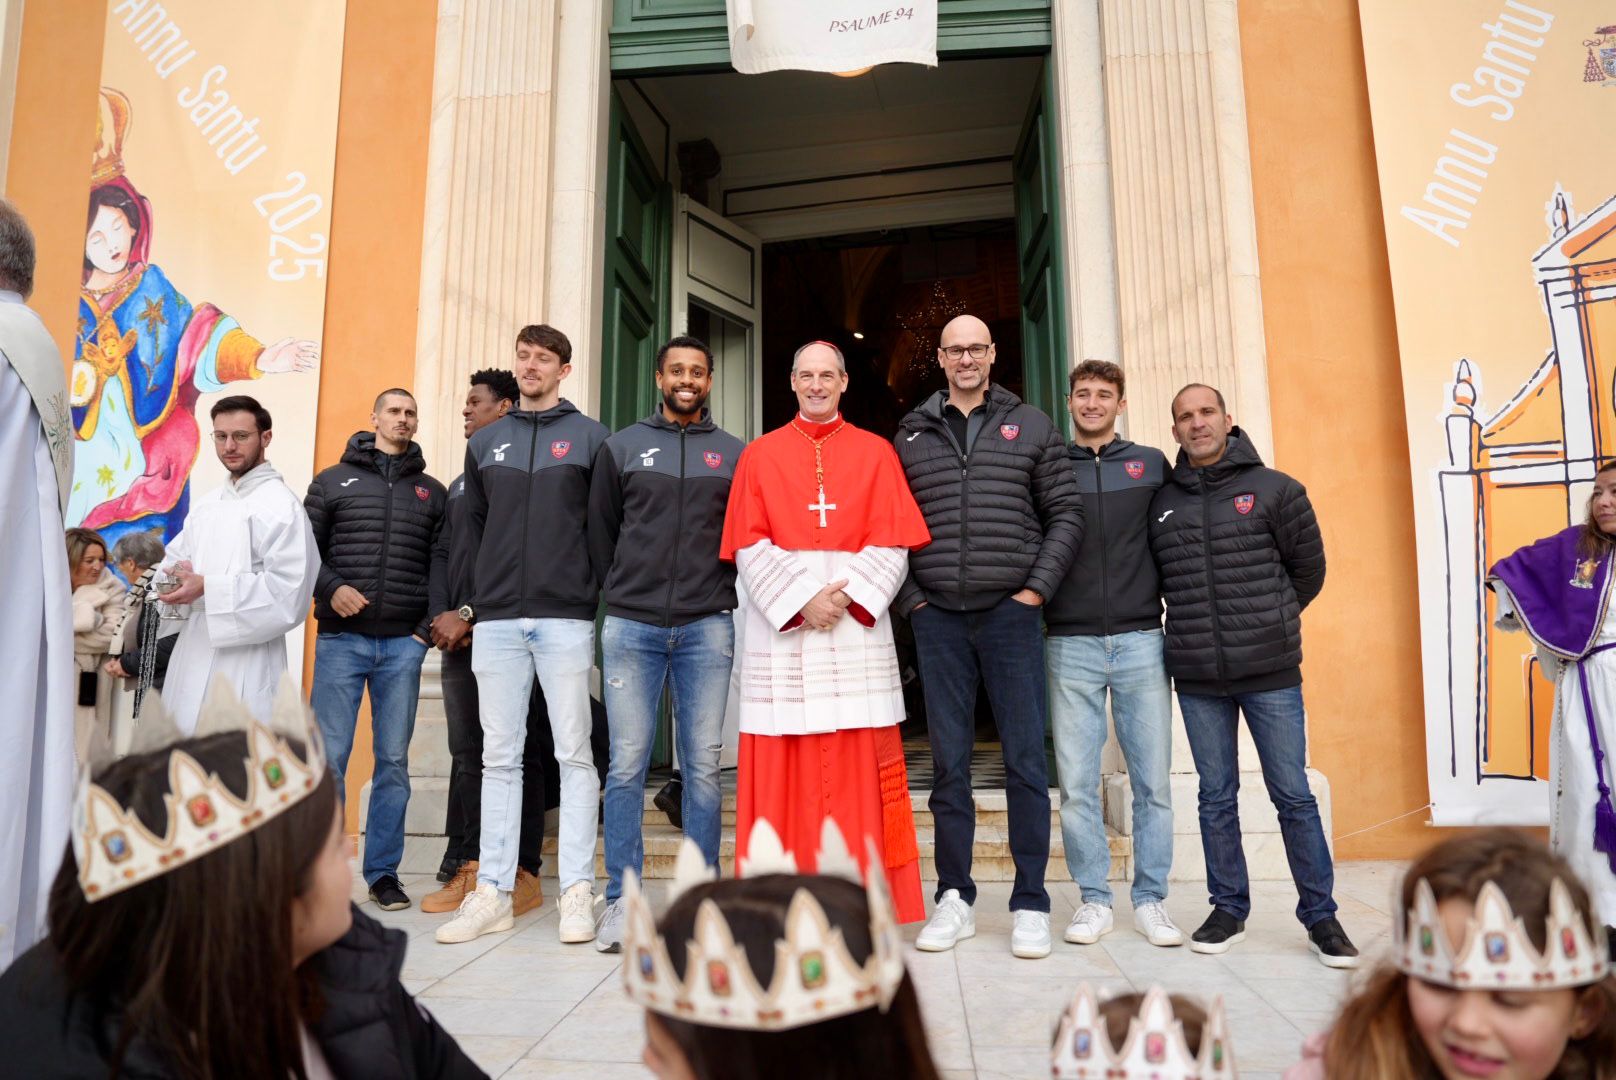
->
[894,314,1084,959]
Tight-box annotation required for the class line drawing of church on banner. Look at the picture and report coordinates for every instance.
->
[1437,189,1616,824]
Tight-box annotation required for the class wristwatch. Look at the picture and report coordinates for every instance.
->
[457,604,474,623]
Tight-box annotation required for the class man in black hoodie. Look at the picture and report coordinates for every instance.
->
[1148,383,1357,969]
[306,389,448,911]
[1044,360,1181,951]
[587,335,745,953]
[435,324,609,948]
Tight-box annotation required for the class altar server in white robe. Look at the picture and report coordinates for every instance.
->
[158,394,318,734]
[0,199,76,972]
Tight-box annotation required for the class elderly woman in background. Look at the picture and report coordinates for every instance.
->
[68,526,127,759]
[103,530,175,696]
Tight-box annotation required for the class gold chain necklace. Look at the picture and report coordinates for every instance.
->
[792,418,844,527]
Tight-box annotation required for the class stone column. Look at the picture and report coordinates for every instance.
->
[412,0,562,481]
[1099,0,1272,454]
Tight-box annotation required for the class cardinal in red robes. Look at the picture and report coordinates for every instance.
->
[720,340,932,921]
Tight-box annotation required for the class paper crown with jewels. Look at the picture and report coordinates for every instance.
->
[619,817,907,1031]
[73,677,326,902]
[1394,875,1610,990]
[1051,983,1235,1080]
[91,87,133,187]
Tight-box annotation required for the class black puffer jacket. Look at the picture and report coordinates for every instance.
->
[306,433,447,639]
[1147,429,1326,695]
[0,907,487,1078]
[893,384,1084,614]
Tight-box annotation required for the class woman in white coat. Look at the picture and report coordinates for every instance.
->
[67,526,126,760]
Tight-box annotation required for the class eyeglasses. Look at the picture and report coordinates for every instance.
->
[940,344,991,360]
[212,431,260,445]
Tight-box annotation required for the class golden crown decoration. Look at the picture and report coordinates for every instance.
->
[619,817,907,1031]
[1394,875,1609,990]
[1051,984,1236,1080]
[73,677,326,902]
[91,87,133,187]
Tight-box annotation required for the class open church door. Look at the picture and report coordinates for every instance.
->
[671,195,763,441]
[600,86,671,432]
[1012,60,1067,421]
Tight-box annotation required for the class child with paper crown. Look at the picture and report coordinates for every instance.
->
[0,682,486,1079]
[624,819,940,1079]
[1284,828,1616,1080]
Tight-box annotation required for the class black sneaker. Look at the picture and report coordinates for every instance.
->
[435,853,461,883]
[1189,909,1246,954]
[369,875,411,911]
[654,778,684,830]
[1308,917,1360,968]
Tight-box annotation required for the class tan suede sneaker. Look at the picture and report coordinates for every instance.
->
[513,868,545,917]
[421,860,479,913]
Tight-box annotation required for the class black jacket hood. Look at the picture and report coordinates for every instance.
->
[1170,427,1264,489]
[341,431,427,480]
[905,382,1021,427]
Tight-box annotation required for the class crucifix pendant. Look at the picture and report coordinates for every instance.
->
[808,485,837,528]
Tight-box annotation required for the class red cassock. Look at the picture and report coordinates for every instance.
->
[721,416,931,922]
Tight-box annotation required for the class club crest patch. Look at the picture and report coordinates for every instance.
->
[1125,459,1145,480]
[551,440,571,459]
[414,485,430,501]
[1234,493,1255,515]
[1000,424,1020,441]
[703,450,723,469]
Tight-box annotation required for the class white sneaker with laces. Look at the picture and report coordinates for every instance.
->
[1064,902,1114,945]
[435,882,514,944]
[1133,901,1185,947]
[595,898,626,954]
[1011,910,1052,959]
[558,881,598,943]
[915,889,976,952]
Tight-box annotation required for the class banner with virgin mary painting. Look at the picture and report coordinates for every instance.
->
[69,0,345,548]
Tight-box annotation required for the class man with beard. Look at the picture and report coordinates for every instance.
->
[588,335,745,951]
[305,388,447,911]
[155,395,318,734]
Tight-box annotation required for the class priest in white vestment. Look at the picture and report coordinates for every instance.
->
[158,395,318,734]
[0,200,76,972]
[719,341,931,921]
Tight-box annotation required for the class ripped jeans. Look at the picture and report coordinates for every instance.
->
[601,612,734,901]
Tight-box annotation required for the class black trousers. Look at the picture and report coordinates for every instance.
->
[441,645,555,872]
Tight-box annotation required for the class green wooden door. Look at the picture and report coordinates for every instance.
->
[599,86,671,432]
[1012,59,1066,423]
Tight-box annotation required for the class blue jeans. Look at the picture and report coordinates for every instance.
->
[472,617,596,892]
[312,631,429,886]
[911,596,1051,913]
[1177,686,1337,927]
[601,613,733,901]
[1048,631,1173,906]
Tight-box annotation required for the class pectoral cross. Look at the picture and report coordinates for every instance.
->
[808,486,837,528]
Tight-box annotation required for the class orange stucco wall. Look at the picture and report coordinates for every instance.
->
[1238,0,1431,859]
[7,0,437,835]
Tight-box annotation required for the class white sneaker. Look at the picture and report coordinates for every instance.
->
[595,898,625,954]
[1064,902,1114,945]
[1133,901,1185,947]
[915,889,976,952]
[1011,910,1052,959]
[558,881,598,943]
[435,882,514,944]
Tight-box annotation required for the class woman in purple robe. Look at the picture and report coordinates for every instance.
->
[1489,460,1616,948]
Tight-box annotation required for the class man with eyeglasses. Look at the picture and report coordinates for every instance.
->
[893,314,1083,961]
[155,394,319,735]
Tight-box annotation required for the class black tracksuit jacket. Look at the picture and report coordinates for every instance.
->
[587,409,744,626]
[1147,429,1327,695]
[1045,437,1170,636]
[453,400,609,622]
[892,384,1084,614]
[305,433,447,639]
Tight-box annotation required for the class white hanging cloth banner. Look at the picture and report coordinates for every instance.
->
[727,1,937,76]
